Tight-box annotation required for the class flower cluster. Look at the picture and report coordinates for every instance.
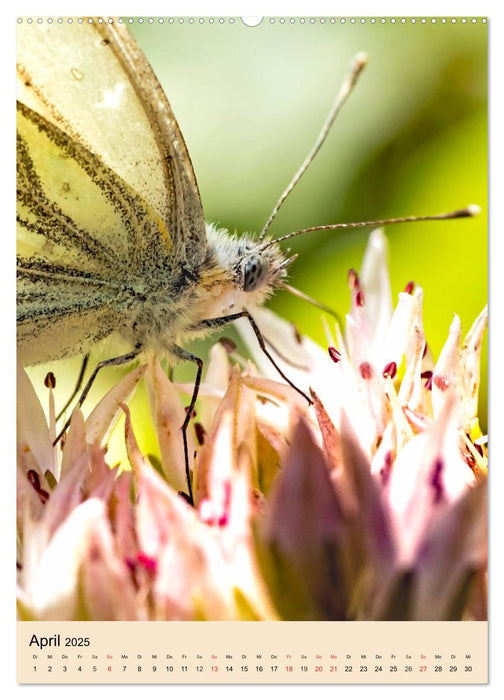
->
[17,230,487,621]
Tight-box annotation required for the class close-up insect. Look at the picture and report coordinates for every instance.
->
[16,19,485,504]
[15,16,487,630]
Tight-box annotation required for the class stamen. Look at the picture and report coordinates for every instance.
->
[404,281,415,294]
[421,370,433,390]
[44,372,56,389]
[348,268,360,290]
[356,289,365,307]
[383,361,397,379]
[194,422,206,446]
[280,282,344,324]
[26,469,41,489]
[27,469,50,504]
[472,437,484,457]
[219,337,237,353]
[328,346,342,363]
[263,335,310,371]
[402,405,430,432]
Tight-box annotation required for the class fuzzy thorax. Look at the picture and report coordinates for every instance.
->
[191,224,289,325]
[112,224,290,364]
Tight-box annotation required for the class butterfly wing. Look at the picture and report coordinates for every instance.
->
[17,19,207,365]
[17,19,206,269]
[17,99,173,365]
[101,21,207,269]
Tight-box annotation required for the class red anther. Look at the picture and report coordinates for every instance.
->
[421,370,433,390]
[404,281,415,294]
[44,372,56,389]
[27,469,41,490]
[184,405,197,418]
[328,347,342,363]
[356,289,365,307]
[348,268,360,290]
[219,337,237,353]
[474,442,484,457]
[27,470,50,504]
[383,361,397,379]
[194,422,206,446]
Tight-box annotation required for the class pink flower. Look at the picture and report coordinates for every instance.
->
[17,230,487,621]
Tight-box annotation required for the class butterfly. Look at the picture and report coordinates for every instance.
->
[16,19,477,504]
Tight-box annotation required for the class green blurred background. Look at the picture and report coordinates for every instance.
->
[26,17,487,458]
[132,17,487,422]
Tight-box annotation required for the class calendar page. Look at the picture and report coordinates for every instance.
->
[16,14,488,685]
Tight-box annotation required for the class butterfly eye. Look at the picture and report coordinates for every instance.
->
[243,255,264,292]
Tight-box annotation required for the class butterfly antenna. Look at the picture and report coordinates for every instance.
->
[257,52,368,242]
[261,205,481,250]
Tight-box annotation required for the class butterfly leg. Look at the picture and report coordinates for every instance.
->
[53,345,142,445]
[195,310,312,405]
[171,345,204,507]
[56,353,90,421]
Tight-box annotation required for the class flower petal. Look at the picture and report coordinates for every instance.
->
[123,404,260,619]
[60,408,87,478]
[80,508,140,620]
[459,306,488,429]
[197,408,234,519]
[199,341,231,429]
[432,315,461,419]
[19,499,107,620]
[145,358,192,493]
[17,364,56,476]
[388,391,475,566]
[85,364,146,446]
[339,408,395,567]
[359,228,393,349]
[413,480,487,620]
[260,415,350,620]
[344,315,388,449]
[378,291,418,375]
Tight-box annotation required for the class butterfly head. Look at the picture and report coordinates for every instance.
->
[243,252,268,292]
[241,238,293,295]
[202,225,294,314]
